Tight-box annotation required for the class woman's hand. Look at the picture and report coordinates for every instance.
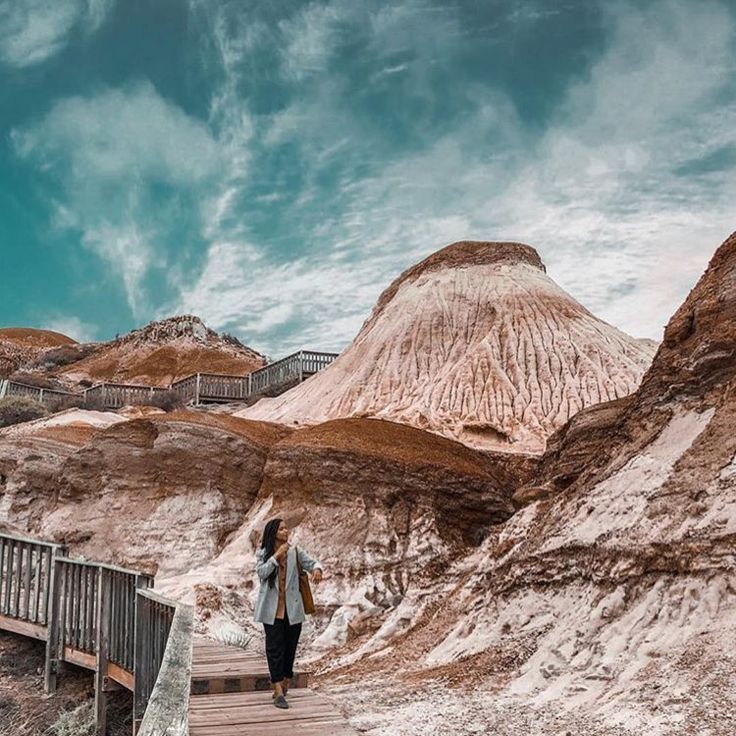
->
[275,542,290,560]
[312,568,323,584]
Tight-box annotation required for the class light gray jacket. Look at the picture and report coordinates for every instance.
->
[253,545,323,626]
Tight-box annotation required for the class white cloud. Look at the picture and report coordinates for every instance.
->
[278,2,348,81]
[43,314,99,343]
[13,80,222,183]
[13,81,222,317]
[174,0,735,355]
[0,0,114,68]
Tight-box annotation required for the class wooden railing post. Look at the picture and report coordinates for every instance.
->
[95,567,111,735]
[133,574,152,735]
[44,546,67,694]
[195,373,201,405]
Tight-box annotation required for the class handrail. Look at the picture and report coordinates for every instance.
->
[136,597,193,736]
[2,347,338,411]
[0,531,189,735]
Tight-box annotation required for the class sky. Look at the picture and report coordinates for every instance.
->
[0,0,734,356]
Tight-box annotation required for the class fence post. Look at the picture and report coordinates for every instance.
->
[95,567,111,735]
[195,373,201,406]
[44,548,66,693]
[39,388,45,404]
[133,574,153,735]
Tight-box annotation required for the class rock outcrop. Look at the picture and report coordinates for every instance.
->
[155,416,537,648]
[324,231,736,732]
[0,327,76,377]
[58,315,265,387]
[240,241,656,454]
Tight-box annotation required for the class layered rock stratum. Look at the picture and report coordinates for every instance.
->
[240,241,657,453]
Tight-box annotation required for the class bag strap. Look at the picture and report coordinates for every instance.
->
[295,546,305,576]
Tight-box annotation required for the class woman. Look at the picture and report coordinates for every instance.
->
[254,517,323,709]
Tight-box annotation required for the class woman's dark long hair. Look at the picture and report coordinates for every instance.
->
[260,517,282,589]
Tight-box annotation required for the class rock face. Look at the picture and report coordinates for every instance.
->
[58,315,265,387]
[154,417,537,650]
[0,411,291,576]
[240,241,656,454]
[0,327,76,377]
[329,231,736,732]
[0,316,265,389]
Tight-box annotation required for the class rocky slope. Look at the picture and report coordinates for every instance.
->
[0,327,76,377]
[155,417,537,648]
[240,241,656,453]
[0,316,265,390]
[0,410,291,576]
[57,315,265,387]
[316,231,736,734]
[0,405,535,650]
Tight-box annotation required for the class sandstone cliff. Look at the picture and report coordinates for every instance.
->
[319,231,736,733]
[240,241,656,454]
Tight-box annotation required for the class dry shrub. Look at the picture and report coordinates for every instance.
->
[149,389,185,412]
[0,396,48,427]
[45,703,95,736]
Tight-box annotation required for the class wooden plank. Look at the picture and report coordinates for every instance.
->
[13,542,22,616]
[64,645,96,670]
[33,544,42,623]
[44,555,63,693]
[94,567,110,736]
[3,540,13,614]
[189,719,356,736]
[0,539,5,616]
[23,543,32,619]
[0,613,47,640]
[41,547,51,626]
[107,662,134,691]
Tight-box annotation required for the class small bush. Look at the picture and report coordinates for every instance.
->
[149,389,185,412]
[31,343,98,370]
[51,394,86,411]
[221,332,246,348]
[0,396,48,428]
[46,702,95,736]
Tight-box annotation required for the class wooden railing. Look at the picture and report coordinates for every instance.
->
[0,533,62,635]
[248,350,338,396]
[0,349,338,412]
[135,589,181,733]
[2,380,79,410]
[0,532,192,736]
[83,383,170,410]
[171,349,338,405]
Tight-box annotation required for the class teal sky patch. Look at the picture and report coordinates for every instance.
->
[1,0,734,354]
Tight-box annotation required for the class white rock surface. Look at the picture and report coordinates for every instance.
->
[240,242,656,453]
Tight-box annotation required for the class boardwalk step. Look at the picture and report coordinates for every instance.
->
[191,638,310,694]
[188,689,358,735]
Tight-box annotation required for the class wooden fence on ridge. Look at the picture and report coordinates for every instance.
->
[0,349,338,411]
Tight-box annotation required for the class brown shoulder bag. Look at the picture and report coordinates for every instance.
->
[296,546,316,615]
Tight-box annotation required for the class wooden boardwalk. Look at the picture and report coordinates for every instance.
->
[0,530,356,735]
[189,638,357,736]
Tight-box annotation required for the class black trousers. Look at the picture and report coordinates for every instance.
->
[263,609,302,684]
